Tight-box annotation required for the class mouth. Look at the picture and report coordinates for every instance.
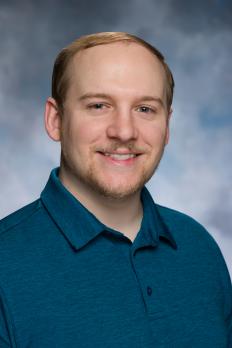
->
[97,151,142,164]
[102,152,138,160]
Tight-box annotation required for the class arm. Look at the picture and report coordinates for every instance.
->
[216,248,232,346]
[0,286,16,348]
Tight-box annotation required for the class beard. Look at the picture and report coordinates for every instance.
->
[60,140,166,201]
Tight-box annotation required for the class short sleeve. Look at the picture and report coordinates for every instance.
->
[0,286,16,348]
[215,246,232,346]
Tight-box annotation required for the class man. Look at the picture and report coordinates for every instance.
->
[0,32,231,347]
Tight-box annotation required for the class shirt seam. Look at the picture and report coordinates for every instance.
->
[206,233,232,322]
[0,284,18,348]
[0,202,42,238]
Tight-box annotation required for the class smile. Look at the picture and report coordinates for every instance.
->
[103,153,137,160]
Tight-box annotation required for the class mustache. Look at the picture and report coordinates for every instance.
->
[95,142,146,154]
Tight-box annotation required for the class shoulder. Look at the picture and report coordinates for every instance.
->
[0,199,41,233]
[156,203,205,229]
[0,200,42,236]
[155,203,231,271]
[156,203,215,245]
[0,199,55,277]
[156,204,232,323]
[155,203,231,279]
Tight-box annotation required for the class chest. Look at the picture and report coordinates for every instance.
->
[5,237,228,347]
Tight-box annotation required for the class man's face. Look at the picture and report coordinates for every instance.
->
[58,42,171,199]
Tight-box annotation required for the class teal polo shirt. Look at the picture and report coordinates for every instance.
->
[0,168,231,347]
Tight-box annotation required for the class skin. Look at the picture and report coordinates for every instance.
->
[45,42,172,241]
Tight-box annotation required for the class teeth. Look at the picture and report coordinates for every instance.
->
[104,153,136,160]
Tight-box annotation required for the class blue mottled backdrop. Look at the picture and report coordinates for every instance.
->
[0,0,231,275]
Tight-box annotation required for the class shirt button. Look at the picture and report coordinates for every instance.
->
[147,286,152,296]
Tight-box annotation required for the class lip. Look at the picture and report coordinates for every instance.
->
[105,149,140,153]
[97,151,142,166]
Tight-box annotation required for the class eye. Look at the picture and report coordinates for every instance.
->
[88,103,105,109]
[137,106,156,113]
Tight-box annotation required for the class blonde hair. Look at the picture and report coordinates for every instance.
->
[52,32,174,111]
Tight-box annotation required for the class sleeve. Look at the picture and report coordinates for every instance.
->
[222,267,232,346]
[0,286,16,348]
[225,271,232,347]
[215,247,232,347]
[226,283,232,347]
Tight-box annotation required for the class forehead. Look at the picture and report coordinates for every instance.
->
[67,42,166,98]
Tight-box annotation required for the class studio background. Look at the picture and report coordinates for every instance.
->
[0,0,231,276]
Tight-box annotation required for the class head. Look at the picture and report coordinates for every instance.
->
[52,32,174,113]
[45,32,174,200]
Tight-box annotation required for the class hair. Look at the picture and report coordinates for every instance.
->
[52,32,174,111]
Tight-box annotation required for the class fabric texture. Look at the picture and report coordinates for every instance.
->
[0,168,231,347]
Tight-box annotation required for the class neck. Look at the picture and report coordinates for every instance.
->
[59,168,143,242]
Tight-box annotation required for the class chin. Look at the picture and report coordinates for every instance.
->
[83,163,156,200]
[88,176,148,200]
[93,186,141,200]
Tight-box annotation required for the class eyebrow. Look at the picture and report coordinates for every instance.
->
[78,93,113,101]
[78,93,164,107]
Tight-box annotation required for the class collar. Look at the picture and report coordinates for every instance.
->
[41,168,177,251]
[138,187,177,250]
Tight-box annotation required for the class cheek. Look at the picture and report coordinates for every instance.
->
[65,120,104,151]
[141,122,168,147]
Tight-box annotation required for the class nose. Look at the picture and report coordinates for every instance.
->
[106,108,138,142]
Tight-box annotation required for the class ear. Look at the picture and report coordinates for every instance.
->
[44,97,62,142]
[165,108,172,145]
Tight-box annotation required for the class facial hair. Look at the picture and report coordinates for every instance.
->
[60,139,166,201]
